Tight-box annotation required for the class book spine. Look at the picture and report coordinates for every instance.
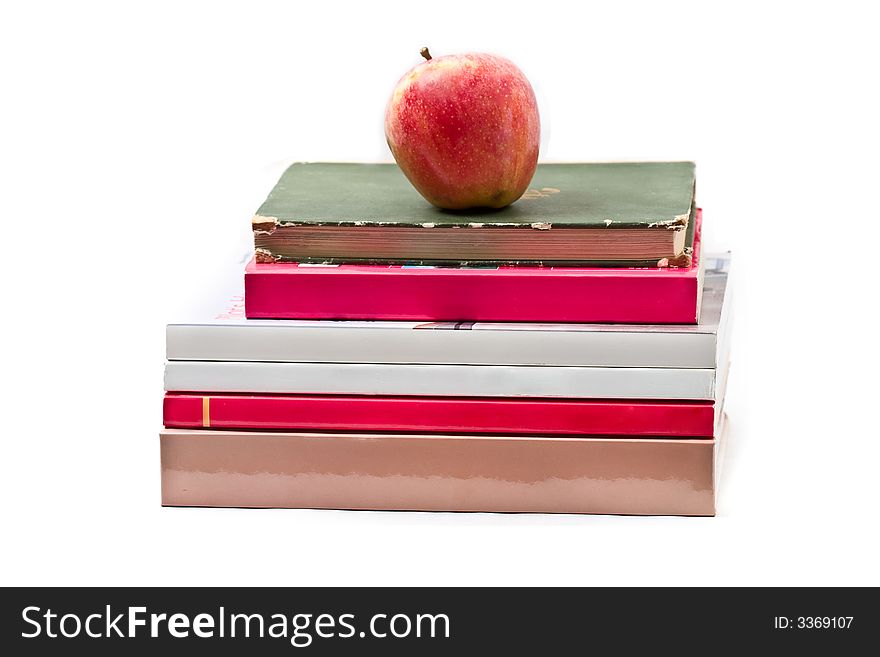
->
[160,428,720,515]
[163,361,718,400]
[163,394,717,437]
[244,267,700,324]
[166,324,718,368]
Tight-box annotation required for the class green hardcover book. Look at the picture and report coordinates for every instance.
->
[253,162,696,266]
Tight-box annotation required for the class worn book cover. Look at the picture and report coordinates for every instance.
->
[253,162,696,266]
[245,210,705,323]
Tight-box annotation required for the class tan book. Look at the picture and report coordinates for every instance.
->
[160,417,726,516]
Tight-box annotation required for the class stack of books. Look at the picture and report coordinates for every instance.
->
[162,162,732,515]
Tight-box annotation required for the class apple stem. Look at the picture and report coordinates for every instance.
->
[420,47,432,61]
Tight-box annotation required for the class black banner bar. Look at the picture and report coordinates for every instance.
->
[2,587,876,654]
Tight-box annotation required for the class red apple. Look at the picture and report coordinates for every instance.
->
[385,48,540,210]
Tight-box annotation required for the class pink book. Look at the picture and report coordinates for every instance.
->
[163,393,718,437]
[160,417,727,515]
[244,211,703,324]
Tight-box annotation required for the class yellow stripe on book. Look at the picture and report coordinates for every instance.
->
[202,396,210,428]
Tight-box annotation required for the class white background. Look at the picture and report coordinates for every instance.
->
[2,0,878,586]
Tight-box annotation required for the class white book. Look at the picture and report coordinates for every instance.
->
[164,360,727,400]
[165,254,731,369]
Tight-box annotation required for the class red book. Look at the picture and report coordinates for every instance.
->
[244,211,703,324]
[163,393,717,437]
